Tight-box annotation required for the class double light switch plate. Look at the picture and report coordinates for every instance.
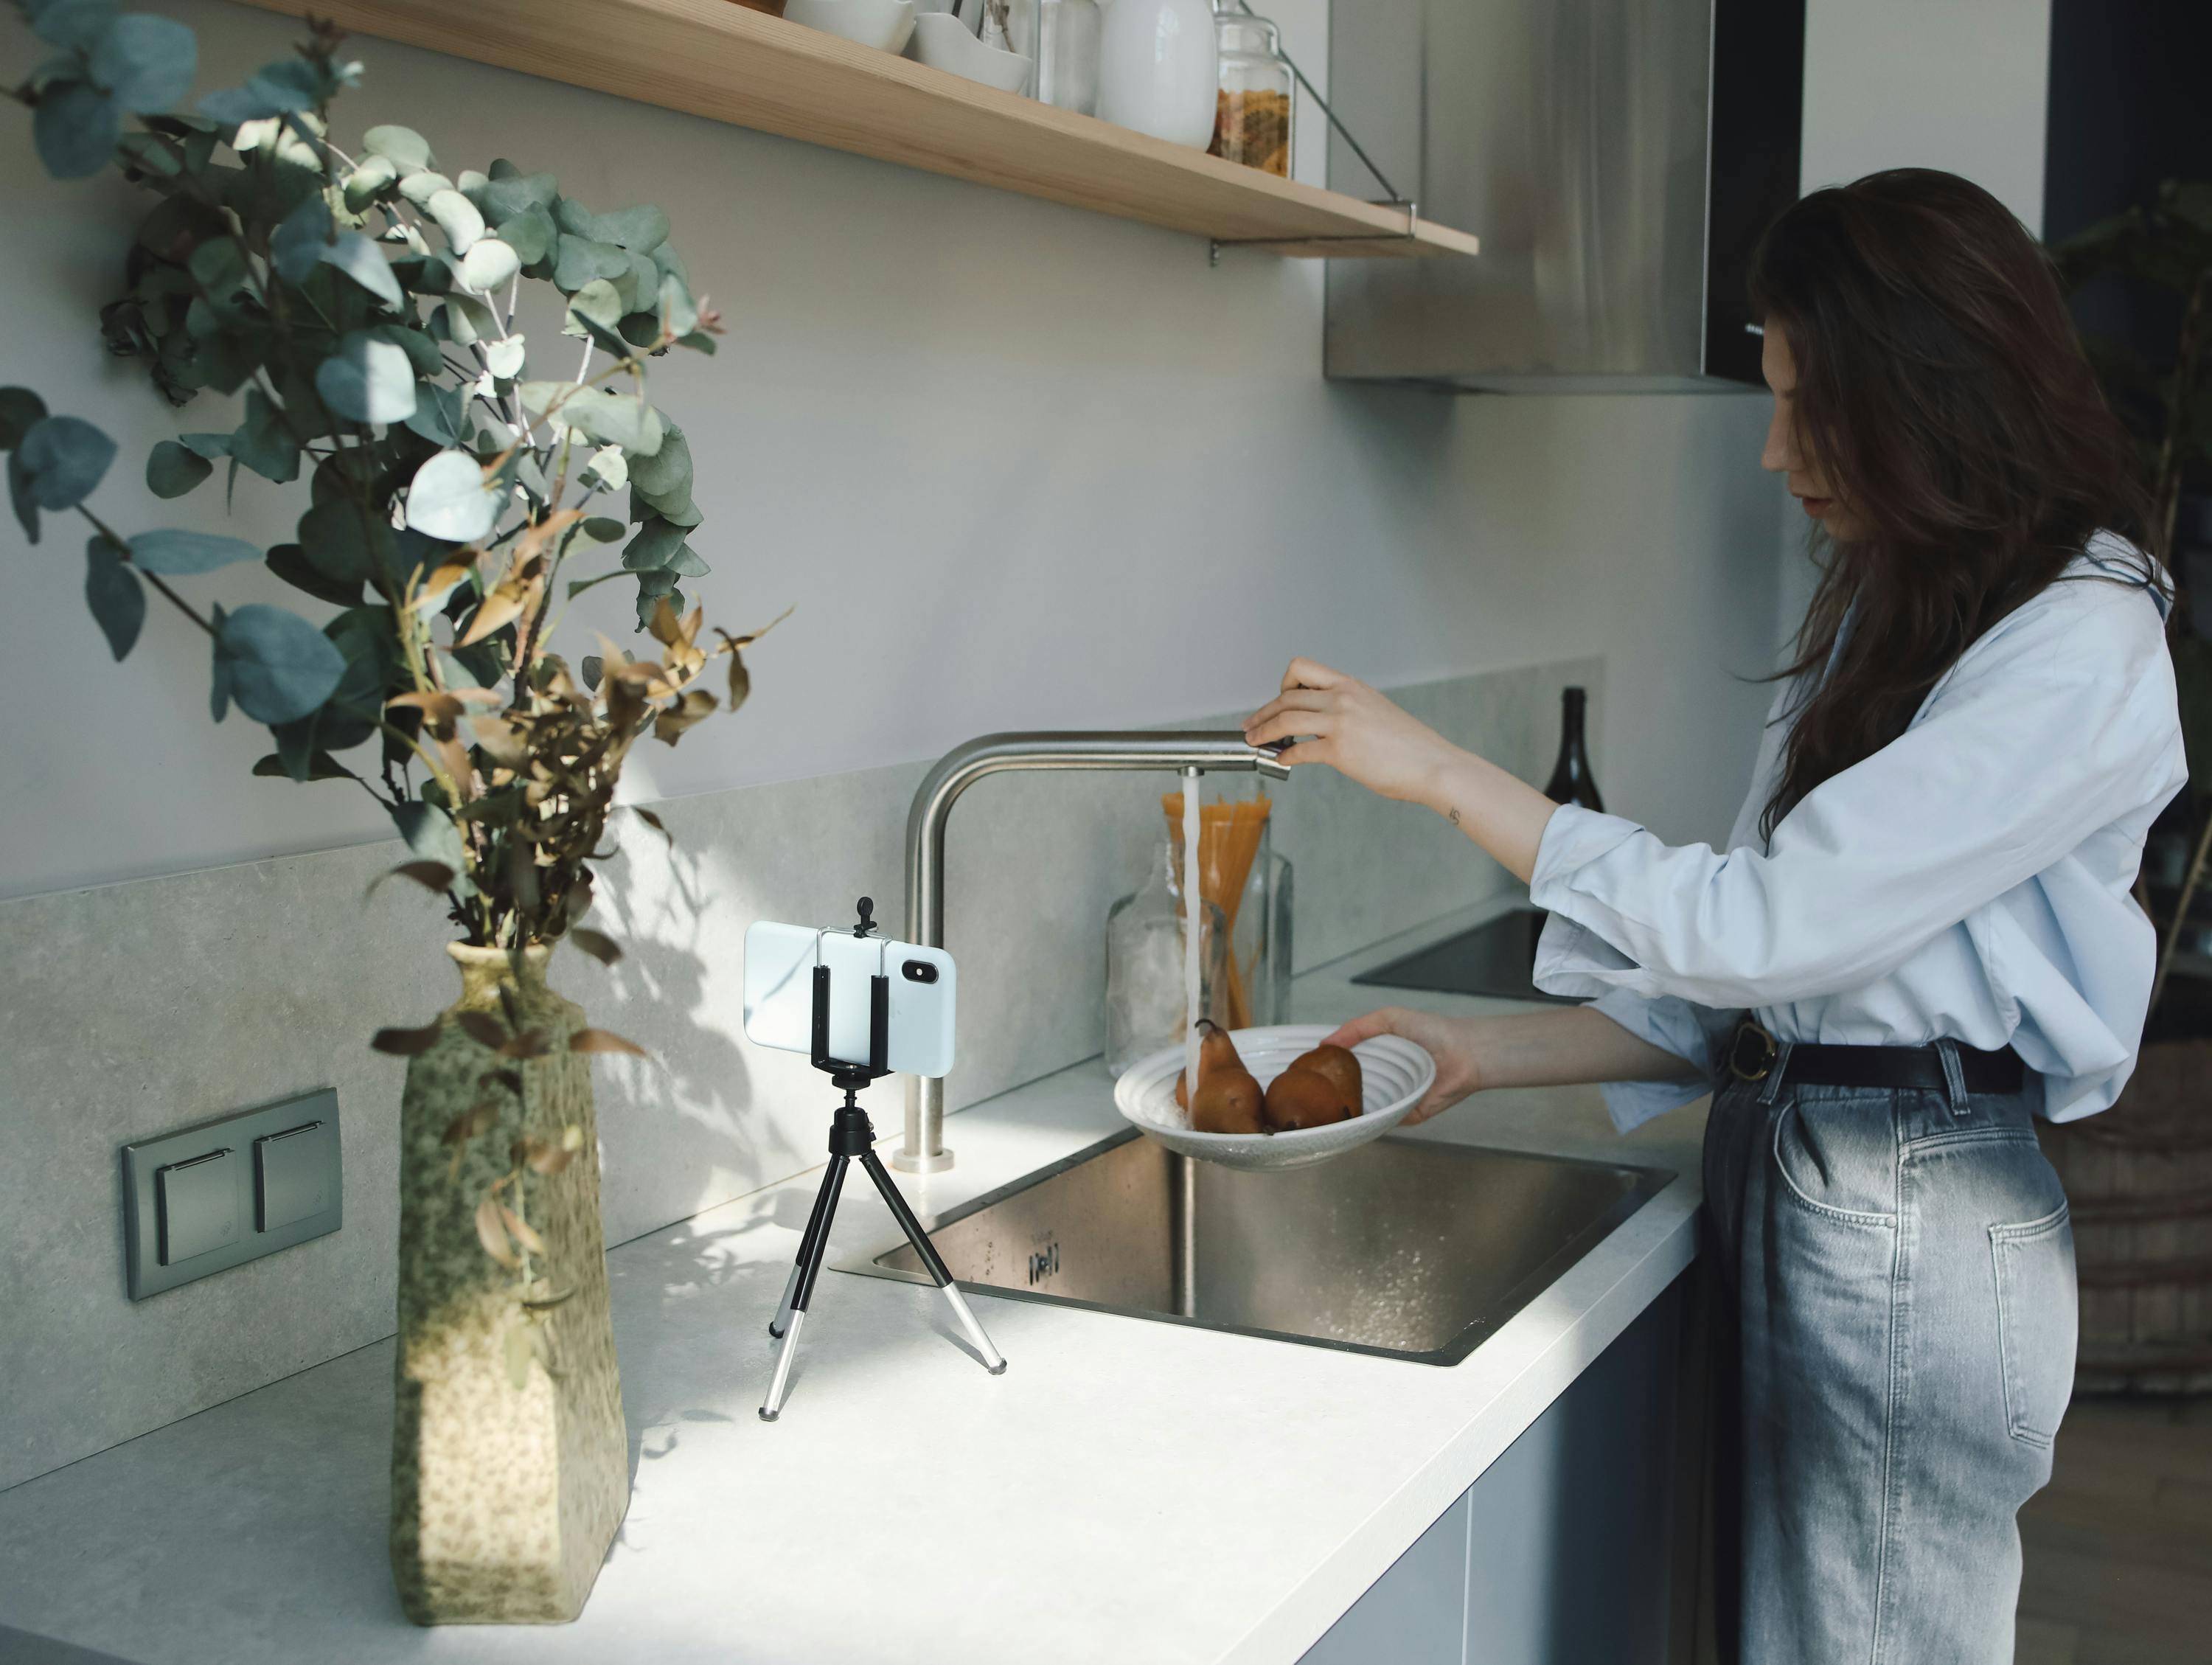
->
[122,1088,343,1299]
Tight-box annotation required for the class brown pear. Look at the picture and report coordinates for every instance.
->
[1263,1063,1357,1131]
[1287,1043,1363,1110]
[1174,1019,1246,1109]
[1191,1067,1266,1135]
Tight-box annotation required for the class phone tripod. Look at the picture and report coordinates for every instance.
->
[760,898,1006,1421]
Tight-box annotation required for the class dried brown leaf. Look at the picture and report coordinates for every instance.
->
[497,1029,551,1060]
[521,1138,574,1175]
[647,595,682,647]
[498,1204,546,1257]
[726,647,750,715]
[458,585,526,647]
[521,1285,577,1311]
[370,1021,446,1057]
[476,1194,521,1269]
[653,689,716,745]
[456,1011,508,1049]
[633,806,673,847]
[570,1026,650,1057]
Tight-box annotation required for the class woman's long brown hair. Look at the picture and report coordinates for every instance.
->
[1749,168,2155,841]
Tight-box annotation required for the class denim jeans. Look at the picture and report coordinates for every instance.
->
[1701,1055,2078,1664]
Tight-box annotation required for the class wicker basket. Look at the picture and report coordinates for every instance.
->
[2039,1040,2212,1394]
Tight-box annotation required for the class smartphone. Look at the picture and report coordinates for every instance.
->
[743,920,957,1078]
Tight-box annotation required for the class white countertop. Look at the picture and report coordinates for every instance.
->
[0,898,1708,1665]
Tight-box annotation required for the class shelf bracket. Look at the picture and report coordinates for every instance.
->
[1209,198,1420,266]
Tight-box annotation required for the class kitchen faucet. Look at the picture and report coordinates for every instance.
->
[895,732,1293,1172]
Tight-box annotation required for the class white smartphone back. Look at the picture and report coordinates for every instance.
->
[742,921,956,1078]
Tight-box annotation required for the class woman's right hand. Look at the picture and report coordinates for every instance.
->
[1324,1007,1484,1125]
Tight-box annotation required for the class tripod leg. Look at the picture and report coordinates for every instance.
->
[770,1156,844,1339]
[761,1155,849,1422]
[859,1150,1006,1375]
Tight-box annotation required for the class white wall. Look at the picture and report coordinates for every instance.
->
[0,0,1781,903]
[1777,0,2056,648]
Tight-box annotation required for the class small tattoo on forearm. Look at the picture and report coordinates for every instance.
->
[1447,807,1461,827]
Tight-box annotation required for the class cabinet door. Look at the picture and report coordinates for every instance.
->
[1299,1279,1688,1665]
[1464,1282,1683,1664]
[1299,1492,1470,1665]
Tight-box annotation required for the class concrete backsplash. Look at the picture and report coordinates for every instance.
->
[0,658,1596,1492]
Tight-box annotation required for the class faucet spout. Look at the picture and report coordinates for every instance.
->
[893,731,1290,1173]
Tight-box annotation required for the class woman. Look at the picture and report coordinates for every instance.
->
[1244,170,2185,1664]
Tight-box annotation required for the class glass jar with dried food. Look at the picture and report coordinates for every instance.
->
[1209,5,1294,177]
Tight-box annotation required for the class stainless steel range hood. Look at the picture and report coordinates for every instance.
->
[1323,0,1806,392]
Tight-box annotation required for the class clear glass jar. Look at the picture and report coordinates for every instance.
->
[1235,842,1294,1026]
[1009,0,1102,117]
[1105,838,1228,1077]
[1208,6,1294,176]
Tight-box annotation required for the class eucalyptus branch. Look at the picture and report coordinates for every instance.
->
[75,505,220,639]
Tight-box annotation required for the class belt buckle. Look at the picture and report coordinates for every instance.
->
[1729,1021,1778,1083]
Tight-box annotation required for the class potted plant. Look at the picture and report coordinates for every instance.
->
[2046,179,2212,1394]
[4,4,780,1621]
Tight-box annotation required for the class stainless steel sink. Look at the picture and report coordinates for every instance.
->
[853,1131,1670,1364]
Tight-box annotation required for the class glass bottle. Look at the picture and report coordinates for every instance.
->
[1208,4,1295,176]
[1009,0,1102,117]
[1105,838,1228,1077]
[1544,686,1604,811]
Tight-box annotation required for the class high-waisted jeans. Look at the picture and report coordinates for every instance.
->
[1702,1056,2077,1664]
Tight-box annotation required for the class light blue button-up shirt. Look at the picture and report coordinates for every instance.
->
[1532,537,2188,1131]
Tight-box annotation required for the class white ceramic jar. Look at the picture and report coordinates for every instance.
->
[1096,0,1219,148]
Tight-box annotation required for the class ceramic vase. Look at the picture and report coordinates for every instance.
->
[1097,0,1218,147]
[389,942,628,1624]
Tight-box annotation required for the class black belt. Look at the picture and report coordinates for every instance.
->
[1727,1020,2025,1095]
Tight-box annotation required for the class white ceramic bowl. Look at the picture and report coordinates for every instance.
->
[785,0,917,54]
[905,13,1032,91]
[1114,1024,1437,1172]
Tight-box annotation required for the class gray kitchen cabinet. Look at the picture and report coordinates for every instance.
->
[1301,1279,1694,1665]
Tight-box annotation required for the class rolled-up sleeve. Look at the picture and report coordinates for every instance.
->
[1528,582,2180,1012]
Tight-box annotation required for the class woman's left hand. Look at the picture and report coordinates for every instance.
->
[1245,658,1460,807]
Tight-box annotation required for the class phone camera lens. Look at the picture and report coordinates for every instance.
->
[902,960,938,984]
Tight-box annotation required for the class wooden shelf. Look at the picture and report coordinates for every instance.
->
[235,0,1479,260]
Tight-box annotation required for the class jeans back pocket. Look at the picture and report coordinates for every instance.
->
[1990,1203,2077,1447]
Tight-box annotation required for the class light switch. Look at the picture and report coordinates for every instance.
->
[123,1089,343,1299]
[255,1122,333,1231]
[156,1149,238,1265]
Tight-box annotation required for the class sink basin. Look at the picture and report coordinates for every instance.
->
[853,1130,1669,1364]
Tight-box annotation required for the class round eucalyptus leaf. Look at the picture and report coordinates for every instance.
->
[30,0,118,52]
[591,204,670,253]
[0,388,50,451]
[146,439,213,498]
[405,448,506,544]
[425,189,484,254]
[130,528,261,574]
[554,234,628,294]
[481,170,557,223]
[32,80,122,179]
[396,170,456,208]
[17,414,116,509]
[342,153,398,211]
[216,603,348,726]
[268,194,334,287]
[581,515,626,542]
[484,334,526,379]
[629,425,692,512]
[362,124,434,170]
[459,236,520,294]
[318,233,403,308]
[315,331,418,424]
[497,206,553,268]
[88,13,196,110]
[83,537,145,661]
[298,496,394,584]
